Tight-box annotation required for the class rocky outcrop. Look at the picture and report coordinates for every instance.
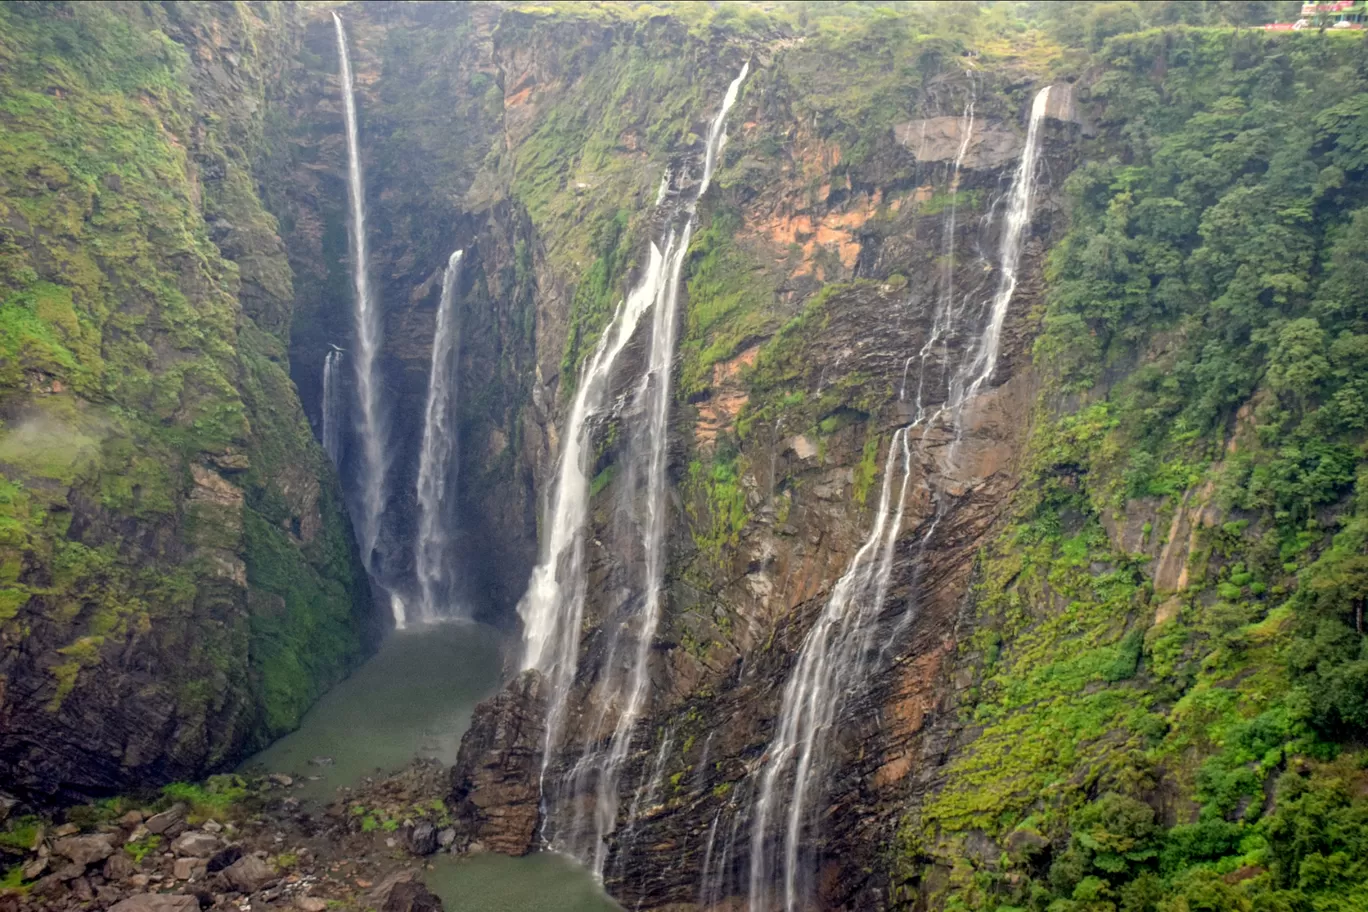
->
[449,671,547,856]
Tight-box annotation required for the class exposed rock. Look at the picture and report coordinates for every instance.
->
[144,805,187,836]
[449,670,547,856]
[381,881,443,912]
[436,828,455,848]
[108,894,201,912]
[104,853,137,880]
[171,832,221,859]
[206,845,243,874]
[220,854,275,893]
[403,822,437,856]
[173,857,205,881]
[295,898,329,912]
[52,833,115,867]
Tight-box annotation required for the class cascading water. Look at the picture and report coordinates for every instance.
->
[745,85,1053,912]
[414,250,465,624]
[333,12,388,591]
[322,348,344,465]
[515,64,748,874]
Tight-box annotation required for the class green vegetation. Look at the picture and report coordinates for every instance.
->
[898,23,1368,912]
[162,775,250,822]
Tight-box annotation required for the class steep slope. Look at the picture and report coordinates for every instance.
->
[0,1,372,805]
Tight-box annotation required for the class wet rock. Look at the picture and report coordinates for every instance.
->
[436,828,455,848]
[403,822,437,856]
[145,805,187,836]
[53,833,115,866]
[221,854,275,893]
[449,670,547,856]
[109,894,201,912]
[206,844,242,873]
[268,774,294,788]
[171,832,221,858]
[381,881,443,912]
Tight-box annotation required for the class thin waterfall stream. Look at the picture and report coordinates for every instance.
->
[322,347,344,466]
[333,12,388,601]
[514,64,748,875]
[745,85,1054,912]
[414,250,466,625]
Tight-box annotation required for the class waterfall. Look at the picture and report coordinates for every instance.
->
[515,64,748,871]
[745,86,1053,912]
[333,12,388,591]
[322,348,344,465]
[414,250,465,624]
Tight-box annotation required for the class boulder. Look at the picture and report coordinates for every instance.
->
[436,828,455,848]
[145,805,187,836]
[104,852,137,880]
[382,881,443,912]
[295,898,328,912]
[221,854,275,893]
[109,894,200,912]
[206,845,242,874]
[53,834,115,867]
[171,832,221,859]
[403,822,437,856]
[173,857,204,881]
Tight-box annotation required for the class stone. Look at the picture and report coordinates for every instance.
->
[129,874,151,888]
[206,845,242,874]
[145,805,187,836]
[71,876,94,902]
[22,857,47,880]
[118,811,145,827]
[51,823,80,837]
[221,854,275,893]
[449,670,547,856]
[200,820,223,834]
[171,832,221,858]
[109,894,201,912]
[30,873,67,899]
[381,881,443,912]
[105,852,137,880]
[295,898,328,912]
[436,828,455,848]
[308,756,334,766]
[404,821,438,856]
[0,794,16,823]
[54,861,87,881]
[268,773,293,788]
[54,833,116,866]
[173,858,204,881]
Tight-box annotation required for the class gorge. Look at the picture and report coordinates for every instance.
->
[4,3,1368,912]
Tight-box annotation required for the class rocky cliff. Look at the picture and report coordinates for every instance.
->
[0,2,373,805]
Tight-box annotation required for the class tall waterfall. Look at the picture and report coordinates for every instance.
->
[322,348,344,465]
[414,250,465,625]
[516,64,748,872]
[333,13,387,588]
[746,86,1053,912]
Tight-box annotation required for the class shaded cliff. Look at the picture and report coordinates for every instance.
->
[0,1,373,805]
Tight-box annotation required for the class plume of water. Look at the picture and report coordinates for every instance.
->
[322,348,344,465]
[333,13,388,588]
[516,63,748,873]
[414,250,465,623]
[745,86,1053,912]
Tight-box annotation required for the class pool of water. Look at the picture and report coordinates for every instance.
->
[240,620,617,911]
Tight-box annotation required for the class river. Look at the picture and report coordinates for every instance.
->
[241,621,617,911]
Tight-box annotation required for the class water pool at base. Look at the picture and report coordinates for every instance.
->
[241,621,617,911]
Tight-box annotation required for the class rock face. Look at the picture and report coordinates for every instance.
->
[449,671,547,855]
[0,1,374,806]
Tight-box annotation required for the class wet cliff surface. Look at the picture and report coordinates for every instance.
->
[7,4,1368,912]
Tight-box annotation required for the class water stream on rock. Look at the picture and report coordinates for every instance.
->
[414,250,465,624]
[515,66,748,876]
[333,12,388,597]
[745,86,1053,912]
[322,348,344,466]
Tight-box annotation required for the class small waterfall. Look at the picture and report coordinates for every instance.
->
[516,64,748,872]
[414,250,465,624]
[322,348,344,465]
[333,12,388,590]
[745,86,1053,912]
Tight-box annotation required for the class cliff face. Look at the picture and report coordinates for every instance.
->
[0,2,373,805]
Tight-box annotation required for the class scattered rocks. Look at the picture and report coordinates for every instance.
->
[200,820,223,835]
[104,853,137,880]
[267,774,293,788]
[52,833,115,867]
[402,822,437,856]
[382,881,443,912]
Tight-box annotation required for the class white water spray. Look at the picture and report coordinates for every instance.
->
[746,86,1053,912]
[333,13,387,588]
[414,250,465,623]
